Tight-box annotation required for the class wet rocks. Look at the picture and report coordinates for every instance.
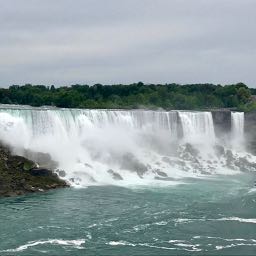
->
[244,111,256,154]
[225,150,236,169]
[107,169,123,180]
[121,153,148,178]
[154,169,168,178]
[7,155,37,171]
[214,145,225,158]
[178,143,199,162]
[183,143,199,157]
[29,168,57,177]
[23,149,58,169]
[84,163,93,169]
[0,143,68,197]
[56,169,66,177]
[234,157,256,172]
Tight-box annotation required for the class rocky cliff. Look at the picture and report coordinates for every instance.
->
[0,144,68,197]
[244,111,256,154]
[211,110,231,137]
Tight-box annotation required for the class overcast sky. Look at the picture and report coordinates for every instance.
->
[0,0,255,87]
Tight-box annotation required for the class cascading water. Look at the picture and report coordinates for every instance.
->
[231,112,244,136]
[231,112,244,150]
[0,105,254,187]
[178,111,215,142]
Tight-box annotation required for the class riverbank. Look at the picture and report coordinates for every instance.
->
[0,144,68,197]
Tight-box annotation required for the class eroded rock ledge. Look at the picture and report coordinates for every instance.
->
[0,144,68,197]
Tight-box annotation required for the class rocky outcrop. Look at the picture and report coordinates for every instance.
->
[21,149,58,169]
[121,153,148,178]
[211,110,231,137]
[211,110,256,155]
[245,111,256,154]
[107,169,123,180]
[0,144,68,197]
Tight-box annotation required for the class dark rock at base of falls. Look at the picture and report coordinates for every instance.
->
[162,156,187,168]
[107,169,123,180]
[29,168,58,177]
[55,169,66,177]
[84,163,93,169]
[0,143,68,197]
[22,149,58,169]
[234,157,256,172]
[154,169,168,178]
[214,145,225,158]
[183,143,199,157]
[121,153,148,178]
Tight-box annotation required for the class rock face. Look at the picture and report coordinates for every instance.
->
[245,111,256,154]
[211,110,256,155]
[22,149,58,169]
[121,153,148,178]
[0,144,68,197]
[107,169,123,180]
[211,110,231,137]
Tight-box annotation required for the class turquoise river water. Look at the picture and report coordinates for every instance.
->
[0,173,256,255]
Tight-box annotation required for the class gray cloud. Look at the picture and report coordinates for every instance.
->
[0,0,255,87]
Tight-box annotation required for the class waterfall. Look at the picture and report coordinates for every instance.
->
[231,112,244,137]
[178,111,215,143]
[231,112,244,150]
[0,105,253,187]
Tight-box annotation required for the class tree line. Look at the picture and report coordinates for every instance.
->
[0,82,255,111]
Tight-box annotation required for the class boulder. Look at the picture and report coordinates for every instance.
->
[23,150,58,169]
[214,145,225,158]
[184,143,199,157]
[154,169,168,178]
[56,169,66,177]
[84,163,93,169]
[107,169,123,180]
[0,143,68,197]
[30,168,57,177]
[7,155,37,171]
[121,153,148,177]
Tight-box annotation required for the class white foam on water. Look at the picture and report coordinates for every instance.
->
[217,217,256,224]
[216,243,256,250]
[1,239,86,252]
[108,241,136,247]
[248,188,256,194]
[174,217,256,225]
[193,236,256,243]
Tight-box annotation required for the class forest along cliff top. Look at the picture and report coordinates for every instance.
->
[0,82,254,111]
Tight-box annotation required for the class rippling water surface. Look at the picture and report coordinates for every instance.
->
[0,173,256,255]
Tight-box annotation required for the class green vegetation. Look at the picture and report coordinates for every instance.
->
[0,144,67,197]
[0,82,255,111]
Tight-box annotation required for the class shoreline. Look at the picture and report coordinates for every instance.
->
[0,143,69,197]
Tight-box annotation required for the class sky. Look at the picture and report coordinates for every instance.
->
[0,0,255,87]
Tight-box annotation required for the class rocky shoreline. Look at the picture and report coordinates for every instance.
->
[0,144,68,197]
